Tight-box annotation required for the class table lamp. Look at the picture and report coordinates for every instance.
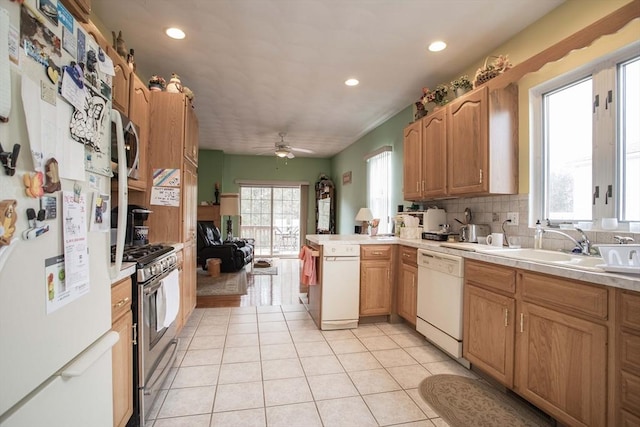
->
[219,193,240,241]
[355,208,373,235]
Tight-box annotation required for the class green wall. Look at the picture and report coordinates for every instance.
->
[330,105,413,234]
[197,151,331,235]
[197,150,225,202]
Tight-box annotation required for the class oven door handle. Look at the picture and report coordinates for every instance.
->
[143,269,173,295]
[144,338,179,396]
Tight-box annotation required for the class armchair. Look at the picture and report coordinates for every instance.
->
[197,221,254,272]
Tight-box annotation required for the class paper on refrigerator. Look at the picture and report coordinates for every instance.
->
[61,191,90,301]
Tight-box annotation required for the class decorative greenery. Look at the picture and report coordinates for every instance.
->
[148,75,166,89]
[422,84,449,106]
[473,54,513,87]
[450,75,473,91]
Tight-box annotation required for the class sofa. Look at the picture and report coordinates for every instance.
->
[196,221,254,272]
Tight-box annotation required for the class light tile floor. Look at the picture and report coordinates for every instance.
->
[148,305,477,426]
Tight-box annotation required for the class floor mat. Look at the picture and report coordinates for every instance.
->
[418,374,553,427]
[196,268,247,296]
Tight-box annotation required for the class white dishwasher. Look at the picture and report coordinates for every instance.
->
[320,243,361,330]
[416,248,469,367]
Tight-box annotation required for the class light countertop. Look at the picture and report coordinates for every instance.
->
[305,234,639,292]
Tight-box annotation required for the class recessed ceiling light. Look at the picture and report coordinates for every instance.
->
[345,78,359,86]
[428,41,447,52]
[166,27,186,40]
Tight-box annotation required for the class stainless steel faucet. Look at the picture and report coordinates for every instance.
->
[542,227,592,255]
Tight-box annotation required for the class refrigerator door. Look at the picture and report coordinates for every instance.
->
[0,332,118,427]
[0,228,113,415]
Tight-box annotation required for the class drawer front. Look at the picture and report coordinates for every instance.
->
[111,277,132,321]
[621,370,640,415]
[620,290,640,330]
[521,272,608,320]
[361,245,392,260]
[621,332,640,374]
[400,246,417,265]
[464,260,515,295]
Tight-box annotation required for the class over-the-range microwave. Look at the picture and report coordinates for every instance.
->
[111,111,141,179]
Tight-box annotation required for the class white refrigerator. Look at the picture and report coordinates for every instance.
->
[0,0,127,425]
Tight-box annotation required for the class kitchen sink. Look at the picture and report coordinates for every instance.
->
[480,248,605,271]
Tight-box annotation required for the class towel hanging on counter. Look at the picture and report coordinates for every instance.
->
[298,245,317,285]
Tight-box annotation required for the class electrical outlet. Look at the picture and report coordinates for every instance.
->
[506,212,519,225]
[492,213,500,222]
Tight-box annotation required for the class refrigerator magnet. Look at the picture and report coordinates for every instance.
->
[0,199,17,246]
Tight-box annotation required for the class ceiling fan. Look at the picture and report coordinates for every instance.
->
[256,132,314,159]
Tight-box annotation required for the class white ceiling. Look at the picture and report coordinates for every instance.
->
[92,0,563,158]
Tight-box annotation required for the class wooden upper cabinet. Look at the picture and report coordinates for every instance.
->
[421,109,447,198]
[403,120,422,200]
[108,48,131,116]
[127,74,150,191]
[447,85,518,197]
[447,87,488,195]
[60,0,91,23]
[81,20,109,51]
[184,104,199,165]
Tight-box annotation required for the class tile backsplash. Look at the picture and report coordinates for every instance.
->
[423,194,639,252]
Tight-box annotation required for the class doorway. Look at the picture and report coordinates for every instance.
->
[240,185,302,257]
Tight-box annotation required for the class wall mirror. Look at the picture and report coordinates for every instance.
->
[315,175,335,234]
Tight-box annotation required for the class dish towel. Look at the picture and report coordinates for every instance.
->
[298,246,317,285]
[162,269,181,328]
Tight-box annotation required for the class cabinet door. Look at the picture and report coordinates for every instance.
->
[422,109,447,198]
[183,162,198,243]
[181,242,197,327]
[516,302,607,427]
[447,87,488,195]
[110,50,131,116]
[463,284,515,387]
[360,260,392,316]
[403,121,422,200]
[397,262,417,324]
[184,105,199,165]
[128,75,150,191]
[112,310,133,427]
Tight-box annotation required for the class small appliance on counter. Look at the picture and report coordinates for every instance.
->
[400,208,447,233]
[111,204,153,246]
[459,224,491,243]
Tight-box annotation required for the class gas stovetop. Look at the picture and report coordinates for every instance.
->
[112,244,173,265]
[112,244,178,284]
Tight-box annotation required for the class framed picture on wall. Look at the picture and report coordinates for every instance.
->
[342,171,352,185]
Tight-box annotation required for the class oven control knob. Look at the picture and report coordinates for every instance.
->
[151,265,157,275]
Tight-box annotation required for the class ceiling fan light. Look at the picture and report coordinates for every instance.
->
[275,148,289,158]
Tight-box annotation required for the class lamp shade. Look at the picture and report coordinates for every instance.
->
[355,207,373,222]
[219,193,240,216]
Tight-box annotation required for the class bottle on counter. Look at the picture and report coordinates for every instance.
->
[534,220,543,249]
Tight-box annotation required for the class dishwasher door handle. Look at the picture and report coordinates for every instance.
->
[324,257,360,262]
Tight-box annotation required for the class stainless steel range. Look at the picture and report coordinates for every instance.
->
[113,244,179,427]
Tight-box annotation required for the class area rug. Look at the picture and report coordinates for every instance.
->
[418,374,552,427]
[250,265,278,276]
[196,269,247,296]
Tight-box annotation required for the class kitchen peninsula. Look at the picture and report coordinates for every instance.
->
[306,234,638,426]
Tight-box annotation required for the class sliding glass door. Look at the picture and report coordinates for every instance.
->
[240,185,301,257]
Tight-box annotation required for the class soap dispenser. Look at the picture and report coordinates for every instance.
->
[534,220,543,249]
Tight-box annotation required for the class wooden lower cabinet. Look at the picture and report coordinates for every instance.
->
[397,246,417,324]
[181,242,197,325]
[111,277,133,427]
[464,260,611,426]
[463,284,515,387]
[516,301,607,426]
[616,290,640,425]
[360,260,392,316]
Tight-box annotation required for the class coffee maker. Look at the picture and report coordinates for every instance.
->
[111,204,153,246]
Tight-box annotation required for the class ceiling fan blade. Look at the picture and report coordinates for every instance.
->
[290,147,314,154]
